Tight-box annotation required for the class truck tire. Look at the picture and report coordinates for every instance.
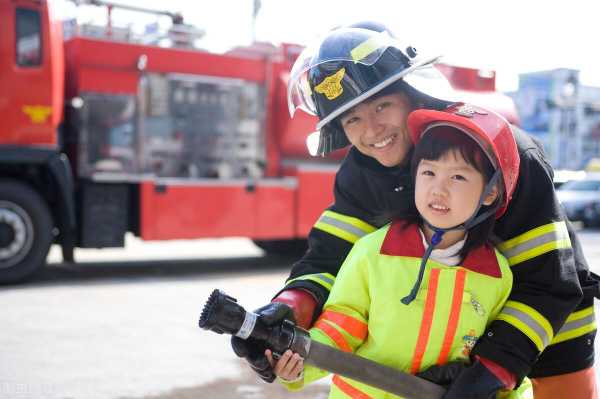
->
[253,239,308,257]
[0,180,53,284]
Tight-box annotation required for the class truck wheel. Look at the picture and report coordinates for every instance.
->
[253,239,308,257]
[0,180,53,284]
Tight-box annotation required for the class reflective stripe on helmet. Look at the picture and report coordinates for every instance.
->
[314,210,377,244]
[286,272,335,292]
[497,222,571,266]
[496,301,554,352]
[350,34,388,63]
[550,306,596,345]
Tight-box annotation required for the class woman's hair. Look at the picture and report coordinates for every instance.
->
[400,125,505,259]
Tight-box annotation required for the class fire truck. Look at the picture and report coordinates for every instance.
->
[0,0,519,283]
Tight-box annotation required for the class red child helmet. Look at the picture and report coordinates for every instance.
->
[407,103,520,217]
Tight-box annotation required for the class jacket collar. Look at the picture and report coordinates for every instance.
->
[380,221,502,278]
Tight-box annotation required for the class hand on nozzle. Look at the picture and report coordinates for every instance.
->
[231,336,275,382]
[230,302,295,383]
[266,349,304,382]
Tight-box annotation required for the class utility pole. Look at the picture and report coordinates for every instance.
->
[251,0,262,42]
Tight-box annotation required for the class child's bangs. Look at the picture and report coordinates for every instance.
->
[411,125,494,178]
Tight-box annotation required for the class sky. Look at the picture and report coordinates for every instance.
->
[57,0,600,92]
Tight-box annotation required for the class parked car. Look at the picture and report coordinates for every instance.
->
[557,174,600,227]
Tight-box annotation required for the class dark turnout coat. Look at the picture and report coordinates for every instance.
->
[280,127,597,380]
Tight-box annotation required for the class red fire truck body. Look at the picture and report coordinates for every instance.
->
[63,36,330,239]
[0,0,519,283]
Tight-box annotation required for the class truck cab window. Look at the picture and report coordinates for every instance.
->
[16,8,42,67]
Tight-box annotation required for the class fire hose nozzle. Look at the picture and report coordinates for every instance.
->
[198,289,310,356]
[199,289,243,334]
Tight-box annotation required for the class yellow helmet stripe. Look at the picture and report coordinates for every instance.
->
[350,33,388,63]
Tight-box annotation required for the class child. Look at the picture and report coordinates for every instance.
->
[266,104,532,398]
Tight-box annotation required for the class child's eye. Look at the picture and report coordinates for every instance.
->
[452,174,467,181]
[420,170,434,176]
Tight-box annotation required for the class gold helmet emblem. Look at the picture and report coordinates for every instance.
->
[314,68,346,100]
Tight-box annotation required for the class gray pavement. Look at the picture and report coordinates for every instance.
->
[1,237,330,399]
[1,229,599,399]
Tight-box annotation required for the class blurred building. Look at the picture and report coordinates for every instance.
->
[510,68,600,170]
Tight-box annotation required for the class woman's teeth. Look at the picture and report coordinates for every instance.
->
[372,135,395,148]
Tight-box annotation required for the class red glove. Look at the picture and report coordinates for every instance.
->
[442,356,516,399]
[272,289,318,329]
[477,356,516,390]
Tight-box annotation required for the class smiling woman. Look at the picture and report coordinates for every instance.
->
[339,92,414,167]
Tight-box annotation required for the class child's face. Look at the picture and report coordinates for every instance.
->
[415,149,498,229]
[339,93,414,167]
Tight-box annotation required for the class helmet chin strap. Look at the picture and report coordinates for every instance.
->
[401,170,502,305]
[401,227,444,305]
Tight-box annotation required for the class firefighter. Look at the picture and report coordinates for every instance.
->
[267,105,531,398]
[231,27,599,398]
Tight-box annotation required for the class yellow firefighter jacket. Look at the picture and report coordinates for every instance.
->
[282,222,532,398]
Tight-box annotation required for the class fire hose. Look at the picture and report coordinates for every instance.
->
[199,289,445,399]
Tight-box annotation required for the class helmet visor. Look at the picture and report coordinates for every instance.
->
[403,63,459,105]
[287,28,407,117]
